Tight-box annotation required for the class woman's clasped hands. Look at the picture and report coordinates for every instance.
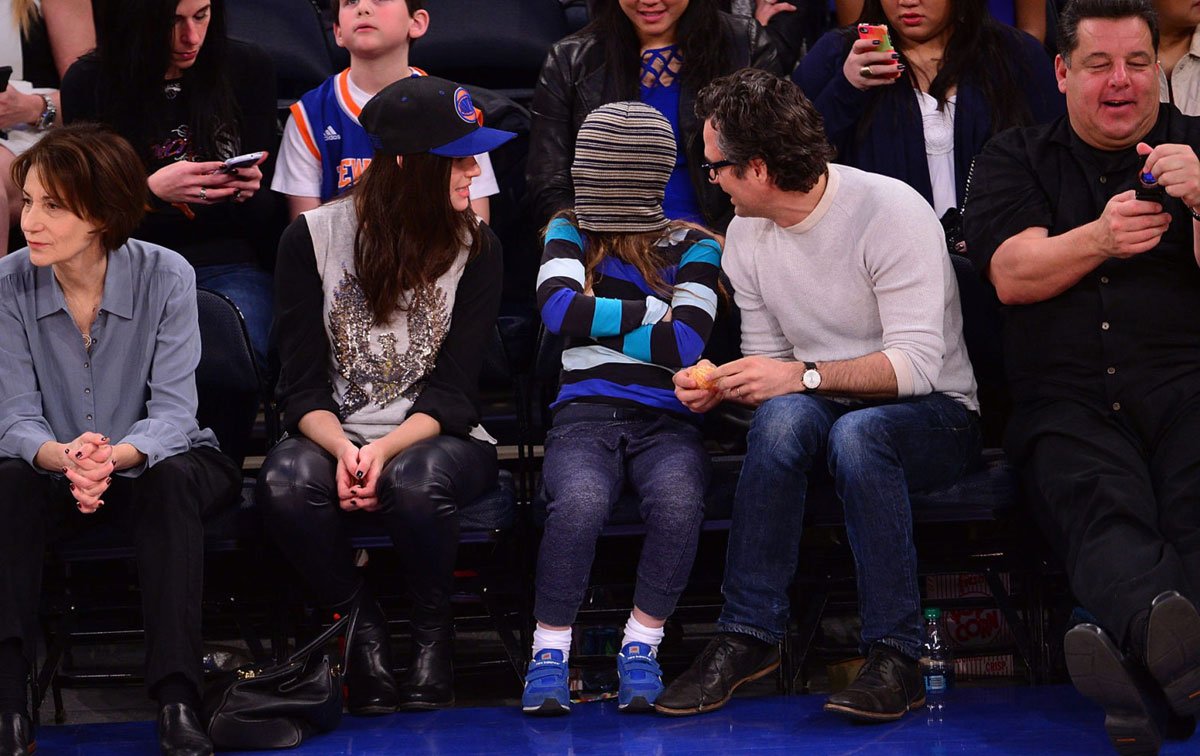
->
[61,431,116,513]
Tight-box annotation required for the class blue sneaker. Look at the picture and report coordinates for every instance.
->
[617,642,663,712]
[523,649,570,716]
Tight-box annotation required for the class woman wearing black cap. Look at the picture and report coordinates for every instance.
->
[256,75,515,714]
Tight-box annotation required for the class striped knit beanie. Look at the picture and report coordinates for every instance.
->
[572,102,676,233]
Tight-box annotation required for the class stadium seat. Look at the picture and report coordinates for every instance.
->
[409,0,571,102]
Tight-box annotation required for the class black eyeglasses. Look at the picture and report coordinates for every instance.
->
[700,159,736,181]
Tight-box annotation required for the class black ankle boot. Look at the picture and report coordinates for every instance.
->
[397,625,455,711]
[343,597,399,716]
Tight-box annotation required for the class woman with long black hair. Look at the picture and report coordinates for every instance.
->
[257,76,514,716]
[60,0,276,364]
[795,0,1062,244]
[528,0,782,232]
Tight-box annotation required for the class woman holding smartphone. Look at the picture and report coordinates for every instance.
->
[794,0,1062,246]
[59,0,276,364]
[257,76,513,716]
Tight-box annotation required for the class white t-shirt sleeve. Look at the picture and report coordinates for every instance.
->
[469,152,499,200]
[271,110,322,199]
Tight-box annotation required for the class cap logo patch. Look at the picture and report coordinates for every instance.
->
[454,87,476,123]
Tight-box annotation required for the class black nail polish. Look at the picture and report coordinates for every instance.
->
[351,499,358,506]
[897,64,907,70]
[62,466,68,473]
[75,451,82,458]
[69,483,75,490]
[891,53,900,59]
[355,471,363,479]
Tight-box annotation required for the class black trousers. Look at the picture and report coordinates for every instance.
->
[1009,390,1200,645]
[0,446,241,693]
[255,435,497,624]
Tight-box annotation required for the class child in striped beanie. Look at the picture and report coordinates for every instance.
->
[522,102,723,716]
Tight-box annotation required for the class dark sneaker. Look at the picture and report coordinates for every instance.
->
[1145,591,1200,719]
[653,632,780,717]
[823,644,924,723]
[1066,623,1165,756]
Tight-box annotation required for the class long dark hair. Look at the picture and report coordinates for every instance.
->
[352,153,482,326]
[93,0,240,163]
[583,0,732,100]
[845,0,1031,135]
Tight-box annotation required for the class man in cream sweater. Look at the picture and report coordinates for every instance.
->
[655,69,979,723]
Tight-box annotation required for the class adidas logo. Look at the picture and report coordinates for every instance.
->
[323,125,340,142]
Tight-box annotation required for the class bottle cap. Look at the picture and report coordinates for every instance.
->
[924,607,942,620]
[1141,171,1157,186]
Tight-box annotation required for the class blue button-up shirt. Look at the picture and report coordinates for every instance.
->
[0,239,218,475]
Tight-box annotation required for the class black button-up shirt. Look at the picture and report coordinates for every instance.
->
[964,104,1200,413]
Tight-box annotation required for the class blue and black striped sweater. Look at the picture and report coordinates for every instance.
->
[536,217,722,417]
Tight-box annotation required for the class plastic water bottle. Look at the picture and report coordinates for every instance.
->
[921,607,954,723]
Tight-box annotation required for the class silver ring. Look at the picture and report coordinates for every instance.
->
[199,186,207,201]
[860,65,873,78]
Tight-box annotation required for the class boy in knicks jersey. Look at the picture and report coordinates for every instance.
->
[271,0,499,221]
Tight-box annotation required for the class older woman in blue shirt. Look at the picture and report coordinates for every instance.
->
[0,124,240,756]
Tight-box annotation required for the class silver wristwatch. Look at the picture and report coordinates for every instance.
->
[801,361,822,391]
[36,94,56,131]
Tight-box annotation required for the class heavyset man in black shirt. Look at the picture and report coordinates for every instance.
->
[965,0,1200,753]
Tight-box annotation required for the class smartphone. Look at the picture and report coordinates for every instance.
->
[219,151,267,173]
[857,24,895,53]
[0,66,12,92]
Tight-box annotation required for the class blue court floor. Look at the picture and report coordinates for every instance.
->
[35,685,1200,755]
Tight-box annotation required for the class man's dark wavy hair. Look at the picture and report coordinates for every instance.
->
[694,68,834,194]
[1057,0,1159,64]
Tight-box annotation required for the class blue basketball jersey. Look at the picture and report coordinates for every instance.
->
[288,68,426,202]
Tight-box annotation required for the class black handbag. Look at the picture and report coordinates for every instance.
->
[203,606,359,750]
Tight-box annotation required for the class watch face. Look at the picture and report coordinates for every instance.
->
[803,369,821,390]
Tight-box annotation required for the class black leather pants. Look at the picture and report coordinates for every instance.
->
[256,434,497,627]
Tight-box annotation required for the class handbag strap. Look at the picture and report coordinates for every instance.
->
[287,601,361,669]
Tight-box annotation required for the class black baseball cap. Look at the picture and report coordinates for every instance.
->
[359,75,516,157]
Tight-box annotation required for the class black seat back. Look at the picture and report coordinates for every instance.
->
[409,0,570,102]
[226,0,349,105]
[196,289,266,466]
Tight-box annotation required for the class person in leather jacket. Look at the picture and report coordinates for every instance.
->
[528,0,784,234]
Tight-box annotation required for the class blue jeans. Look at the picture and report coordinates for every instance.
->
[195,263,273,369]
[718,392,981,660]
[535,403,710,626]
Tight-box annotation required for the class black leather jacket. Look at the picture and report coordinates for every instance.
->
[527,13,782,233]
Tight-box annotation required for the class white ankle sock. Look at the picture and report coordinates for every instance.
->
[621,615,664,654]
[532,625,572,663]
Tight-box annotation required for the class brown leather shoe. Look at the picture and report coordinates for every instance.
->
[653,632,779,717]
[824,644,925,723]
